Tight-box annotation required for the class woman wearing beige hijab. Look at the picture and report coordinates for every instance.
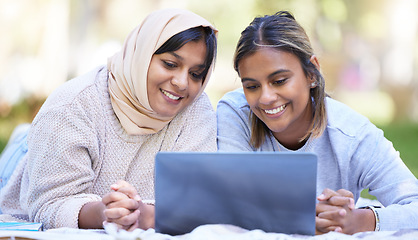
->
[0,8,217,230]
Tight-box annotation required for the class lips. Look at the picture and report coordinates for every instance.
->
[161,89,183,101]
[264,104,286,115]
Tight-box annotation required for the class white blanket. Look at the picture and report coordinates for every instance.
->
[103,223,418,240]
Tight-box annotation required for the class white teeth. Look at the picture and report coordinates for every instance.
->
[161,89,180,100]
[264,104,285,114]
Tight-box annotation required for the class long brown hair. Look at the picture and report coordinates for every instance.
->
[234,11,327,148]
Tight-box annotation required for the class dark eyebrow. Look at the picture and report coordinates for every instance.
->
[268,69,291,78]
[241,69,291,83]
[169,52,206,70]
[241,78,256,83]
[170,52,183,61]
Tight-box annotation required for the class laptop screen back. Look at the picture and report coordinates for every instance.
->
[154,152,317,235]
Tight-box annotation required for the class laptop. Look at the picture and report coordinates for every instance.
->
[154,152,317,236]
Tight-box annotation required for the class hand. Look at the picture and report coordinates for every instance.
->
[102,180,143,231]
[111,181,155,230]
[316,188,375,234]
[315,188,355,234]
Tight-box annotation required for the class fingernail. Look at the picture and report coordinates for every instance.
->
[339,209,346,216]
[317,194,325,200]
[349,199,355,209]
[134,195,141,201]
[110,184,118,190]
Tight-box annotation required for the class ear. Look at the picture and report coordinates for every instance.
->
[308,55,320,87]
[310,55,320,71]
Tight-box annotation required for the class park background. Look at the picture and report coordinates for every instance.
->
[0,0,418,196]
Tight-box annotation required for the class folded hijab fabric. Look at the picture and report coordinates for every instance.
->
[107,8,217,135]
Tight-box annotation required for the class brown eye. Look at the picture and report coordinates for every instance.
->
[190,71,204,81]
[163,61,176,68]
[273,78,287,85]
[244,84,259,90]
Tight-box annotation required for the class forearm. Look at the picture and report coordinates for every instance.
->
[79,201,106,229]
[378,201,418,230]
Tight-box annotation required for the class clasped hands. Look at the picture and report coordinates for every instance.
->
[102,180,155,231]
[101,183,374,234]
[316,188,375,235]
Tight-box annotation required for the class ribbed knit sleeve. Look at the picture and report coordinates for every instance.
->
[24,107,101,228]
[19,69,106,229]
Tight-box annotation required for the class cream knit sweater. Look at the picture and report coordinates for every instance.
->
[0,66,217,229]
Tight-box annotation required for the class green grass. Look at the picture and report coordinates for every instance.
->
[0,138,7,153]
[0,97,45,154]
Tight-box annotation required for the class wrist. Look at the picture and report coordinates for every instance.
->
[138,202,155,229]
[79,201,106,229]
[358,205,381,231]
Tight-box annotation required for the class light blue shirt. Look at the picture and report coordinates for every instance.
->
[217,88,418,231]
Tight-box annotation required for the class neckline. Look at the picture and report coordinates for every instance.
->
[270,131,313,152]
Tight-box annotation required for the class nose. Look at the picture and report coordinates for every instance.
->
[171,70,188,91]
[259,85,277,105]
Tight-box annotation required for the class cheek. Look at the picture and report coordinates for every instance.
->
[147,63,167,86]
[146,71,157,90]
[286,78,311,99]
[189,81,203,97]
[243,91,257,106]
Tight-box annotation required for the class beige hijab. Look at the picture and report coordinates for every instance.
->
[107,8,217,135]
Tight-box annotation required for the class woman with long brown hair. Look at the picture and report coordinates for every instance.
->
[217,11,418,234]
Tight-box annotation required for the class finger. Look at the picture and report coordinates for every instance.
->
[328,196,355,209]
[319,226,342,234]
[110,180,131,191]
[317,188,338,201]
[317,208,346,222]
[316,213,346,235]
[106,198,140,210]
[316,202,344,215]
[110,183,119,191]
[117,186,141,201]
[104,207,132,220]
[335,189,355,209]
[315,216,339,233]
[102,192,130,205]
[336,189,354,198]
[111,180,141,201]
[317,189,355,210]
[127,220,140,232]
[108,209,141,227]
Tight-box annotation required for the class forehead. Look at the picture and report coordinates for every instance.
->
[238,48,302,77]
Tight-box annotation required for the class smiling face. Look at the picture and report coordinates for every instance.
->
[238,48,316,148]
[147,39,207,118]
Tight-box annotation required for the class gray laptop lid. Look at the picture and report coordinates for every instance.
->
[154,152,317,236]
